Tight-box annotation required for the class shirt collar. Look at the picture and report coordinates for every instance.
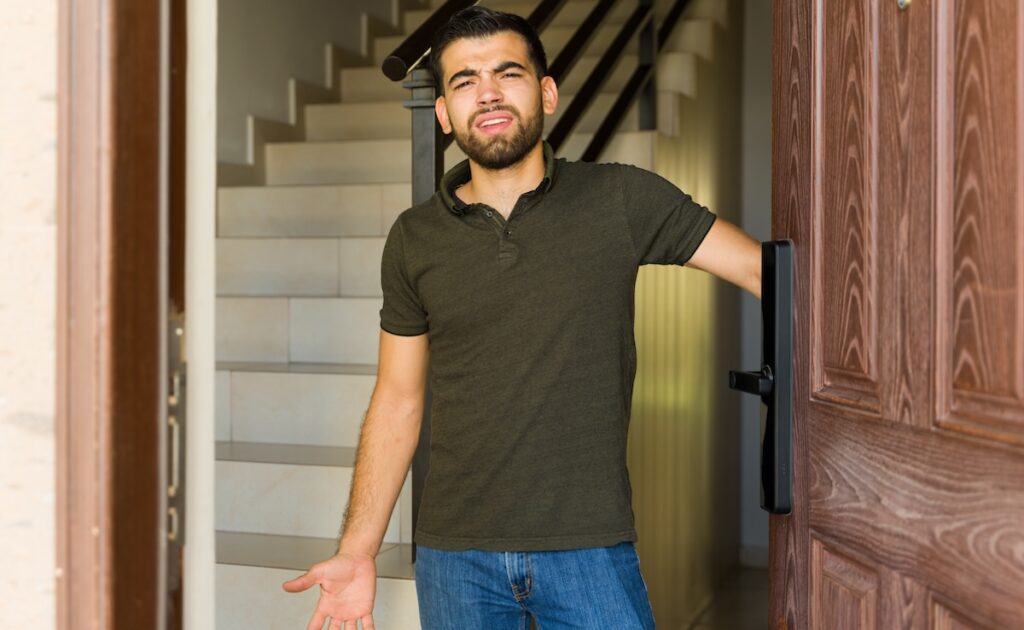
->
[439,139,557,215]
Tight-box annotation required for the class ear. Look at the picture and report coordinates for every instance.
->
[435,95,453,134]
[540,76,558,116]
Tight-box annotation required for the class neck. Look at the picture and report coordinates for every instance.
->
[459,142,545,218]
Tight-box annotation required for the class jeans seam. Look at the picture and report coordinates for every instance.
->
[524,552,532,598]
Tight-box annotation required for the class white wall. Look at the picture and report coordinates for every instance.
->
[186,0,219,625]
[0,0,57,627]
[739,0,772,565]
[217,0,401,163]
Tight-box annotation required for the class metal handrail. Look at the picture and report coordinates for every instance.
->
[545,2,652,153]
[381,0,567,82]
[381,0,475,81]
[581,0,693,161]
[546,0,619,83]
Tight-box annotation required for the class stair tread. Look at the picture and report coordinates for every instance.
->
[216,440,357,467]
[306,89,636,112]
[217,531,415,579]
[217,361,378,375]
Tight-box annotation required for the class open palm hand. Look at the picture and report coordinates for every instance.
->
[282,551,378,630]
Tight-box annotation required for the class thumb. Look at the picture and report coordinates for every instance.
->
[281,567,318,593]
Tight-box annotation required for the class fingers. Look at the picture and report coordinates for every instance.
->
[282,567,317,592]
[328,617,343,630]
[306,610,327,630]
[361,614,376,630]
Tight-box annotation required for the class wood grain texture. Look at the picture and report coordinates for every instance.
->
[810,537,880,629]
[936,0,1024,446]
[876,0,935,429]
[880,568,927,630]
[930,597,984,630]
[772,0,814,625]
[812,0,881,415]
[770,0,815,626]
[776,0,1024,625]
[808,413,1024,627]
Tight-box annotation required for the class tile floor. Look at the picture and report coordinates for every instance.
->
[690,567,770,629]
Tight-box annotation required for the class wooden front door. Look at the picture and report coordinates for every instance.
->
[771,0,1024,627]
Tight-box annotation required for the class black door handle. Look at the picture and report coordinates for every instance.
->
[729,366,773,397]
[728,240,792,515]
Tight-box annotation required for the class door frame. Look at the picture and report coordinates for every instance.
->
[769,0,810,626]
[55,0,189,627]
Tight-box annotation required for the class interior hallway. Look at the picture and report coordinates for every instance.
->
[689,567,768,629]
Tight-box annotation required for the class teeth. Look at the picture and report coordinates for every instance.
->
[480,118,511,127]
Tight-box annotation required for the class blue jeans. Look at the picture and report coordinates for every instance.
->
[414,541,656,629]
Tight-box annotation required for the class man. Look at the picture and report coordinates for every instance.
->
[282,6,761,629]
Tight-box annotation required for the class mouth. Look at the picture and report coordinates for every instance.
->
[475,114,515,135]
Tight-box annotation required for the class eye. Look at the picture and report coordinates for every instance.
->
[454,80,471,90]
[503,72,522,79]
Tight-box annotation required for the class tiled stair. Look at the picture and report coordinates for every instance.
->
[214,0,725,627]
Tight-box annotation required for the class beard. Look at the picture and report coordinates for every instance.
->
[450,99,544,170]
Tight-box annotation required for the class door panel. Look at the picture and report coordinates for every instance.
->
[772,0,1024,627]
[939,0,1024,446]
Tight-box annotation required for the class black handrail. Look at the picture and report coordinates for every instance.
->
[381,0,475,81]
[546,0,619,83]
[657,0,692,48]
[581,0,693,161]
[382,0,568,82]
[545,2,652,152]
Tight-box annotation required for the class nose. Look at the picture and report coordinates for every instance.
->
[475,74,503,107]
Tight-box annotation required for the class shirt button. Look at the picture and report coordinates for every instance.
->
[485,210,493,217]
[504,230,512,237]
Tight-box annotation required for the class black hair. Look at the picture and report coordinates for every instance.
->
[428,6,548,92]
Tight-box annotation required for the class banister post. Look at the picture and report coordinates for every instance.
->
[401,65,444,563]
[638,0,656,130]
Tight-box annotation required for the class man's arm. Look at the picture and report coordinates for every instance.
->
[685,217,763,299]
[336,329,430,558]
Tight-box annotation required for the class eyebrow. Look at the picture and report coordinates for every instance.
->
[447,61,530,87]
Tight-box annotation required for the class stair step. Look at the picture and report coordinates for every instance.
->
[292,297,383,364]
[217,238,340,297]
[217,365,376,447]
[217,237,386,297]
[406,0,633,34]
[306,91,635,142]
[218,183,409,237]
[216,441,356,467]
[216,297,290,363]
[216,297,382,365]
[375,19,614,66]
[375,16,714,68]
[339,51,638,104]
[217,531,415,578]
[265,138,467,186]
[217,561,420,629]
[267,129,654,189]
[215,456,406,539]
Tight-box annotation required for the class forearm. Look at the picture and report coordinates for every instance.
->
[336,394,422,558]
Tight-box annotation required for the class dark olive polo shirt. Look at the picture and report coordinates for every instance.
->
[379,139,717,551]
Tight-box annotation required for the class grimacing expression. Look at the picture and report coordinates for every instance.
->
[435,32,556,170]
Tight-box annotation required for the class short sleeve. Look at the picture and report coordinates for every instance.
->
[379,218,429,336]
[618,164,717,266]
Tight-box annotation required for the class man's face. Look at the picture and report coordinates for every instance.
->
[434,31,558,170]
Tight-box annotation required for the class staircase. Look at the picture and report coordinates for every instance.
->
[213,0,729,627]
